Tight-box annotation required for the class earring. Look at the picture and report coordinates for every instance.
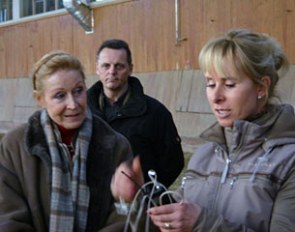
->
[257,95,262,100]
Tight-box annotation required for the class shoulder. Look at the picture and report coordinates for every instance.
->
[1,124,27,148]
[0,123,28,168]
[187,142,216,169]
[92,114,116,133]
[91,115,132,161]
[92,115,129,144]
[87,81,102,94]
[144,95,171,114]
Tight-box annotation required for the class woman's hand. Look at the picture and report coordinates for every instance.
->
[111,156,144,202]
[147,202,201,232]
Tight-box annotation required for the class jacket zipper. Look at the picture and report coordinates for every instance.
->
[221,157,231,184]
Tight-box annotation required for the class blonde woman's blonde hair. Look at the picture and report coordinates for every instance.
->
[32,51,85,91]
[198,28,289,101]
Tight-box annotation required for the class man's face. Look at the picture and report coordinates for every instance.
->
[96,48,133,94]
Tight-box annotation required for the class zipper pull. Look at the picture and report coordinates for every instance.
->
[221,158,231,184]
[181,176,187,189]
[230,176,237,189]
[180,176,187,198]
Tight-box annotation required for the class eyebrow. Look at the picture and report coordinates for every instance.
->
[100,62,125,65]
[206,76,237,81]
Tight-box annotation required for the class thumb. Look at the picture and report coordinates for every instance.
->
[132,155,144,185]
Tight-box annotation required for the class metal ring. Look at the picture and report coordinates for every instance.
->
[164,222,172,229]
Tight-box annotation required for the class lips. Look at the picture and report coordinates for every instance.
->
[215,109,231,119]
[107,77,118,82]
[65,112,80,117]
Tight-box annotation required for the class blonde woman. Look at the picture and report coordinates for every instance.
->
[112,29,295,232]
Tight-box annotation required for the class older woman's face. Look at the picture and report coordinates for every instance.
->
[205,64,264,127]
[34,69,87,129]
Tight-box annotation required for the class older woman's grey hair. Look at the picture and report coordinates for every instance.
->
[32,51,85,91]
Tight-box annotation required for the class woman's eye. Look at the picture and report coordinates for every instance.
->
[54,92,65,100]
[206,81,215,88]
[225,83,236,88]
[206,83,215,88]
[73,87,84,96]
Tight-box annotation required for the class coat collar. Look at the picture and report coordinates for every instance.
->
[200,104,295,152]
[87,76,147,118]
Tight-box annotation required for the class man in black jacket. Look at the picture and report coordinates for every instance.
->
[87,39,184,188]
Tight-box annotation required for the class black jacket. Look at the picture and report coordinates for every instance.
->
[87,76,184,187]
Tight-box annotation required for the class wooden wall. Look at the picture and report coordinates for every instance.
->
[0,0,294,78]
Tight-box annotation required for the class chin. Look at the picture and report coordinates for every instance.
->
[218,121,233,128]
[64,121,84,130]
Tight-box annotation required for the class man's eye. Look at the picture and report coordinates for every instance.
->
[115,64,125,70]
[101,64,110,69]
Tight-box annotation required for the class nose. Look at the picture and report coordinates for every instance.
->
[208,86,225,103]
[67,94,77,109]
[109,64,117,74]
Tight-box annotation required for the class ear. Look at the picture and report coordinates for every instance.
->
[33,90,44,108]
[95,62,101,76]
[129,64,134,76]
[257,76,271,98]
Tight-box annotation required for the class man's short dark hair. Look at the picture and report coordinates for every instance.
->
[96,39,132,65]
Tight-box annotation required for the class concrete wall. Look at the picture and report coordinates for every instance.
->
[1,66,295,151]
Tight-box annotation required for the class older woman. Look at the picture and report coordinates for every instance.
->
[112,29,295,232]
[0,51,132,232]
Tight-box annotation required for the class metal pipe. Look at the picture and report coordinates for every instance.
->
[175,0,186,46]
[63,0,94,33]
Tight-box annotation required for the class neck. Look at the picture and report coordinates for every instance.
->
[103,85,128,104]
[56,124,77,145]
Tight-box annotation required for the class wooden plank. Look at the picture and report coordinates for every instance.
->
[0,0,294,78]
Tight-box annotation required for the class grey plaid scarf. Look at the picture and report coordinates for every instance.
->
[41,108,92,232]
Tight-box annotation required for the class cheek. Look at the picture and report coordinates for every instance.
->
[47,105,62,119]
[45,100,64,119]
[80,96,87,109]
[237,92,258,116]
[97,69,107,80]
[73,93,87,111]
[206,90,214,105]
[119,70,130,78]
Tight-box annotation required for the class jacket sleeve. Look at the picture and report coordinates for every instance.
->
[151,106,184,188]
[114,132,133,166]
[0,137,35,232]
[191,168,295,232]
[191,208,256,232]
[269,167,295,231]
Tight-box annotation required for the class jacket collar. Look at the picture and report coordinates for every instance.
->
[87,76,147,118]
[25,110,51,162]
[200,104,295,151]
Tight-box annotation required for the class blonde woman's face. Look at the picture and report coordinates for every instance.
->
[34,69,87,129]
[205,63,264,127]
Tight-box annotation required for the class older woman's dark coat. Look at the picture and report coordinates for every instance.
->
[0,110,132,232]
